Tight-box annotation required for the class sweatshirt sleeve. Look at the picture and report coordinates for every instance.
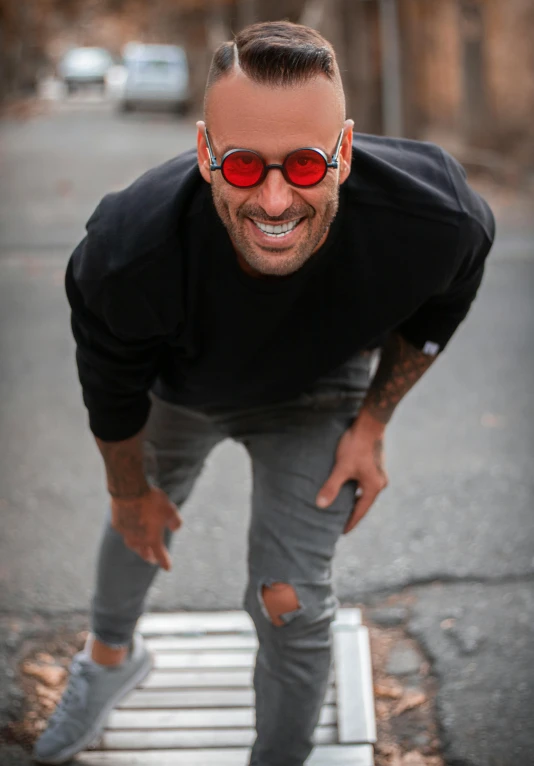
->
[394,159,495,355]
[65,237,165,442]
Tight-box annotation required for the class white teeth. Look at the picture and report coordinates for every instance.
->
[252,218,301,237]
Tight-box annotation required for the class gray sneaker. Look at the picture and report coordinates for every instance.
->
[33,632,152,764]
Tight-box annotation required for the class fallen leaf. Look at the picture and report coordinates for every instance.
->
[22,662,66,687]
[375,742,397,756]
[40,697,57,713]
[400,751,427,765]
[56,179,73,197]
[389,747,404,766]
[375,681,404,699]
[440,618,456,630]
[376,741,403,765]
[393,689,427,716]
[375,699,391,721]
[35,683,61,703]
[480,412,505,428]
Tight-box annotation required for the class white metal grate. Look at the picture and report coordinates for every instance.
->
[77,609,375,766]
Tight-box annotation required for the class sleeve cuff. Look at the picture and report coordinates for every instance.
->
[87,397,152,442]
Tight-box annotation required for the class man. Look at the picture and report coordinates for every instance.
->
[34,20,494,766]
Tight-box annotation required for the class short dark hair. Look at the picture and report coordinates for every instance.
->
[205,21,339,96]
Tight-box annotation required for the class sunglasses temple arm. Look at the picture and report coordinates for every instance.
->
[204,129,221,170]
[329,129,345,168]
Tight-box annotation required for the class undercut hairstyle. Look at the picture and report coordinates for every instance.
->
[204,21,343,112]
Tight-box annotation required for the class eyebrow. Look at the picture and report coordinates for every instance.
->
[220,144,246,154]
[218,141,329,157]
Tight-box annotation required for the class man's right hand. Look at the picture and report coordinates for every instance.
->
[110,486,182,571]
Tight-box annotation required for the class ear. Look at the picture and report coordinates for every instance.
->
[338,119,354,185]
[196,120,212,184]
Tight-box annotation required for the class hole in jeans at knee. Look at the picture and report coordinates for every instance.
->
[260,582,302,627]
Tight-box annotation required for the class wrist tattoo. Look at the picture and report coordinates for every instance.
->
[96,434,150,499]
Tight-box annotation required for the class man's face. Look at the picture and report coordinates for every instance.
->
[198,71,353,277]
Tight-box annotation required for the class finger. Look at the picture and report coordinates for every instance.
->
[140,545,158,565]
[127,542,153,563]
[166,507,182,532]
[316,464,352,509]
[343,488,379,534]
[152,539,172,571]
[127,541,157,565]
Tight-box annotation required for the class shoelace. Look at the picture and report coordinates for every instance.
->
[48,655,99,727]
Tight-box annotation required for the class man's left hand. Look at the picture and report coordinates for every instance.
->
[316,408,389,534]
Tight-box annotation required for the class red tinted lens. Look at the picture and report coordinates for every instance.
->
[284,149,327,186]
[222,151,264,187]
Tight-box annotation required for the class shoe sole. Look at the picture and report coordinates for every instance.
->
[33,648,153,765]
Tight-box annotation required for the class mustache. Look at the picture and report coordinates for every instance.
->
[238,204,313,223]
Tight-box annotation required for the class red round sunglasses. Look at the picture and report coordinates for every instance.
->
[204,128,345,189]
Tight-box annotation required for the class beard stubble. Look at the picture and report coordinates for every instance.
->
[211,182,340,277]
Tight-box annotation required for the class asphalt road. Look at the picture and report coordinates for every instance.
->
[1,99,533,765]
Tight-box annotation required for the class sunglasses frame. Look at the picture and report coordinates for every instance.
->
[204,128,345,189]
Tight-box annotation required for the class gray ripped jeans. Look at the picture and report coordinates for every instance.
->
[90,351,372,766]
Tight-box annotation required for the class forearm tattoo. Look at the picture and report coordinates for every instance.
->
[363,333,437,424]
[95,434,150,499]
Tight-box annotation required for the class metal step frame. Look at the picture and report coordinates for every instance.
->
[77,608,376,766]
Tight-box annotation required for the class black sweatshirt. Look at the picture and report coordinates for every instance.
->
[66,134,495,442]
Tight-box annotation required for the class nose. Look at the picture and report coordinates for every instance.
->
[255,167,294,218]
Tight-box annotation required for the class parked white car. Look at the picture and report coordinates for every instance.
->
[58,47,114,94]
[119,43,190,113]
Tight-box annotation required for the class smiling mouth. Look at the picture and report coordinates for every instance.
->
[250,217,304,239]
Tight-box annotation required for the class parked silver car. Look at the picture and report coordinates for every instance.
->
[58,47,114,94]
[119,43,190,113]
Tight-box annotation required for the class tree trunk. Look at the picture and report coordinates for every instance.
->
[378,0,403,136]
[460,0,489,145]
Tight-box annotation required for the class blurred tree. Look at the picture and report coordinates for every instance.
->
[460,0,489,145]
[378,0,403,136]
[0,0,531,170]
[301,0,382,134]
[0,0,57,98]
